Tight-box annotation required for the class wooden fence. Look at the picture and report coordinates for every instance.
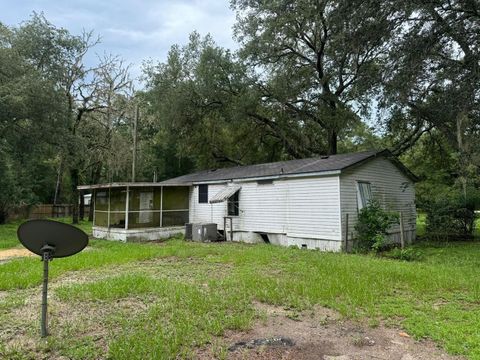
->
[9,204,90,220]
[29,204,72,219]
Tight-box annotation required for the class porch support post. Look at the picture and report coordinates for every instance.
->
[344,213,349,253]
[125,186,129,230]
[93,190,96,226]
[223,217,227,241]
[160,186,163,228]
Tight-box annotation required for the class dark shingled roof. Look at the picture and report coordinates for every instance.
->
[158,149,416,185]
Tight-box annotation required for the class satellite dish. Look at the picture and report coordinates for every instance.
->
[17,219,89,337]
[18,219,88,258]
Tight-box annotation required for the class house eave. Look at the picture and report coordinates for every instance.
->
[190,169,342,185]
[77,182,189,190]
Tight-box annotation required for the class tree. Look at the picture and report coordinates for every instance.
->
[144,33,286,170]
[384,0,479,152]
[0,20,66,222]
[232,0,400,155]
[382,0,479,210]
[4,14,133,223]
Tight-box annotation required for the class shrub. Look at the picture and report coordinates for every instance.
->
[354,200,399,253]
[423,188,478,241]
[383,247,421,262]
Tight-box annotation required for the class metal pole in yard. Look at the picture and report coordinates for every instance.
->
[125,186,129,230]
[92,190,96,226]
[160,186,163,227]
[40,245,54,338]
[132,103,139,183]
[223,217,227,241]
[107,187,111,229]
[399,211,405,249]
[41,253,49,337]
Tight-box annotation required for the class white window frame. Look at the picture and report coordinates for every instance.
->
[356,181,372,210]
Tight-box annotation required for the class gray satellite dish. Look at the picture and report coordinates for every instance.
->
[17,219,88,337]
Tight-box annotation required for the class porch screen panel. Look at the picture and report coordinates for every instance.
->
[94,190,108,226]
[94,211,108,227]
[162,186,189,227]
[110,189,126,210]
[128,212,160,228]
[109,188,127,228]
[128,187,161,228]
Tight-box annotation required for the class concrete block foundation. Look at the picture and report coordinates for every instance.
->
[93,226,184,242]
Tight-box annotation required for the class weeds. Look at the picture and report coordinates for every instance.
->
[1,221,480,359]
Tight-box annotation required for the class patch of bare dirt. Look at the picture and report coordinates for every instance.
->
[0,248,35,261]
[0,246,95,263]
[2,287,150,359]
[197,303,465,360]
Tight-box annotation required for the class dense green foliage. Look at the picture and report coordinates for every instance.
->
[354,200,399,252]
[1,1,479,224]
[423,188,479,240]
[141,0,479,221]
[382,247,422,262]
[0,14,133,223]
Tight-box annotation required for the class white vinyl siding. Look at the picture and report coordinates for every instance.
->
[233,181,288,234]
[283,176,341,240]
[189,176,341,241]
[189,184,226,225]
[187,155,415,248]
[340,157,416,242]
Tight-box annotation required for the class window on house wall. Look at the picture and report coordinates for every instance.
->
[357,181,372,210]
[227,191,239,216]
[198,184,208,203]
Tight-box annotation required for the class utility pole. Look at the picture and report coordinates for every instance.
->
[132,103,139,182]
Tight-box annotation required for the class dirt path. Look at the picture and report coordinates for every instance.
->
[198,303,464,360]
[0,248,34,261]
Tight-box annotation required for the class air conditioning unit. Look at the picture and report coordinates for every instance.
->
[192,223,218,242]
[185,223,193,240]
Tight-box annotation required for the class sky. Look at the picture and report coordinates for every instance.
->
[0,0,237,84]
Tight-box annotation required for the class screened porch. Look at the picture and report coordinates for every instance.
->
[92,185,189,230]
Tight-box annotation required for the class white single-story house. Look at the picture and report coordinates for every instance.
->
[78,150,417,251]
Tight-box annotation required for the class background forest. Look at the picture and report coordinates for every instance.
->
[0,1,479,235]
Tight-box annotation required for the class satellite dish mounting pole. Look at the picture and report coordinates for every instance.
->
[17,219,89,338]
[40,244,55,338]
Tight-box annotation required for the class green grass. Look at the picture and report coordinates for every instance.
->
[1,217,480,359]
[0,217,92,250]
[56,273,255,359]
[416,212,426,237]
[0,221,23,249]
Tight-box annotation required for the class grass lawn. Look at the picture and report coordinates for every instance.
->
[0,218,92,250]
[1,217,480,359]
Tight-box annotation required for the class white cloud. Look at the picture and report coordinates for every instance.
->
[0,0,237,83]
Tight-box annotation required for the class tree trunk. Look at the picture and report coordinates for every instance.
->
[70,168,79,224]
[53,158,63,205]
[327,129,337,155]
[0,208,6,224]
[88,164,101,222]
[79,190,84,221]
